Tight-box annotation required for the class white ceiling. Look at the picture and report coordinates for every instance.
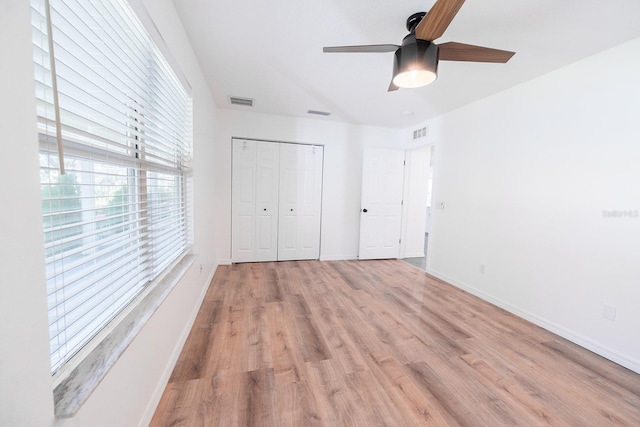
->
[172,0,640,129]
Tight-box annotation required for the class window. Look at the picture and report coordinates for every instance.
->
[32,0,192,375]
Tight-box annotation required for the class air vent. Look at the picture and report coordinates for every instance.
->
[412,126,428,140]
[307,110,331,116]
[229,96,254,107]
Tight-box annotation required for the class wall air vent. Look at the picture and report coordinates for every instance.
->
[412,126,428,140]
[307,110,331,116]
[229,96,254,107]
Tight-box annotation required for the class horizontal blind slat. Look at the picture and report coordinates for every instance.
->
[33,0,192,375]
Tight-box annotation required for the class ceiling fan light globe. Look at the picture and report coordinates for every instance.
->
[392,39,439,89]
[393,69,437,88]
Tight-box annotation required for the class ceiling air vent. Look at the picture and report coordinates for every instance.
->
[307,110,331,116]
[229,96,254,107]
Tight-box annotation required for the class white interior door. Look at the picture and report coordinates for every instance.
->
[278,144,323,261]
[358,148,405,260]
[254,141,280,261]
[232,139,279,262]
[232,140,256,262]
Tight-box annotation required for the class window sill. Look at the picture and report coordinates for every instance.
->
[53,254,197,418]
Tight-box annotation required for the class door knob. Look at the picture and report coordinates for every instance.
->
[362,208,368,213]
[263,208,267,211]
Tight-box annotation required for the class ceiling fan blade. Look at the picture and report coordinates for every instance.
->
[415,0,466,41]
[323,44,399,53]
[439,42,515,63]
[388,80,399,92]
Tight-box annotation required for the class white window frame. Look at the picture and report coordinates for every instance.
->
[31,0,194,417]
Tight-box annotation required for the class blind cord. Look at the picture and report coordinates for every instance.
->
[44,0,65,175]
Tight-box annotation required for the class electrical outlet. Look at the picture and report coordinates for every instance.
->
[479,264,485,274]
[602,304,616,321]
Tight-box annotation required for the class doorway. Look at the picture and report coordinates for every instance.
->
[402,144,435,270]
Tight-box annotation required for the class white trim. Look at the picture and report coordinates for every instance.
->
[138,263,217,427]
[403,252,425,258]
[426,268,640,374]
[319,255,357,261]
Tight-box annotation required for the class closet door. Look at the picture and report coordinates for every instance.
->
[232,139,279,262]
[278,144,323,261]
[254,142,280,261]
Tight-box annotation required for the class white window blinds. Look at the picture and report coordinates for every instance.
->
[31,0,192,374]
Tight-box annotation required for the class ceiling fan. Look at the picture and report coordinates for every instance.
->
[323,0,515,91]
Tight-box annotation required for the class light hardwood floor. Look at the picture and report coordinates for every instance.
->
[150,260,640,426]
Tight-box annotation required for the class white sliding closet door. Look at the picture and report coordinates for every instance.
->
[278,144,323,261]
[232,139,280,262]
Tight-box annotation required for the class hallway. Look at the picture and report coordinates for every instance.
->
[403,233,428,270]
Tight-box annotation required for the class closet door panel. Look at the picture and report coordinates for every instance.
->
[281,214,297,250]
[232,140,257,262]
[237,215,254,251]
[256,215,273,248]
[301,214,317,250]
[278,144,323,261]
[253,141,280,261]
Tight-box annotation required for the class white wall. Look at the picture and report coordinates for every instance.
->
[0,2,56,425]
[0,0,221,425]
[427,38,640,373]
[3,2,636,425]
[214,109,405,262]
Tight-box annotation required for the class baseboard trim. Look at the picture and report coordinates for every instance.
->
[427,268,640,375]
[138,263,217,426]
[319,255,358,261]
[403,252,425,258]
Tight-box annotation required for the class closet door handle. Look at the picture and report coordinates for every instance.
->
[362,208,368,213]
[263,208,267,211]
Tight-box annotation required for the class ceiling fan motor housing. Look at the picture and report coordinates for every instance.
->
[406,11,427,32]
[392,35,439,88]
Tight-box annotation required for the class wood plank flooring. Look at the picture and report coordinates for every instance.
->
[150,260,640,426]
